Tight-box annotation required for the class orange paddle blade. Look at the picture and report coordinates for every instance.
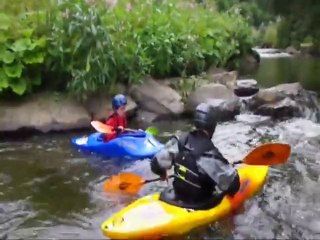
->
[243,143,291,166]
[91,121,114,134]
[103,172,145,194]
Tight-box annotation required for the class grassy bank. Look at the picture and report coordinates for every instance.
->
[0,0,254,99]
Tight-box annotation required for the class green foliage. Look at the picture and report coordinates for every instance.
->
[1,0,254,98]
[0,12,46,95]
[262,22,278,47]
[215,0,273,27]
[46,0,253,97]
[174,74,208,103]
[46,0,120,99]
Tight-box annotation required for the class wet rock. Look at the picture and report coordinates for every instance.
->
[234,79,259,97]
[129,78,184,116]
[185,83,240,120]
[0,93,91,133]
[286,46,300,55]
[83,93,137,121]
[255,97,299,118]
[245,49,261,63]
[248,82,320,120]
[207,98,241,122]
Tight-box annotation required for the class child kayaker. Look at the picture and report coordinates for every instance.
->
[103,94,128,142]
[150,102,240,210]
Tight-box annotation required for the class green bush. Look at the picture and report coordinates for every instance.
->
[262,21,278,47]
[1,0,254,98]
[0,12,47,95]
[45,0,253,97]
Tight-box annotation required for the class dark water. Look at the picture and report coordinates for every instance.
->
[1,54,320,239]
[240,51,320,93]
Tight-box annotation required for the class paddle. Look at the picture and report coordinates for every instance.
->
[103,142,291,195]
[232,142,291,166]
[91,121,159,136]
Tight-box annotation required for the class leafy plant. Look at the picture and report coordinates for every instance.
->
[0,0,255,98]
[0,12,46,95]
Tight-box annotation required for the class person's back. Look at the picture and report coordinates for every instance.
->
[150,102,240,209]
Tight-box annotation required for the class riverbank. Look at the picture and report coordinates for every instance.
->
[1,66,320,135]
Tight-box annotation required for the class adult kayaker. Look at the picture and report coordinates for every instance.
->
[150,102,240,210]
[102,94,128,142]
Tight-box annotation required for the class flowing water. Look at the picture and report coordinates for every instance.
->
[1,51,320,239]
[241,49,320,92]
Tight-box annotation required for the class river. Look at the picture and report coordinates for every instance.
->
[1,50,320,239]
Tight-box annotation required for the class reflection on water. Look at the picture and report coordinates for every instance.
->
[240,53,320,93]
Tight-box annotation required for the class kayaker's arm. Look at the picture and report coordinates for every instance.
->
[150,137,179,177]
[197,149,240,196]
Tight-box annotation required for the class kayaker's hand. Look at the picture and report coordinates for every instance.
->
[114,126,124,133]
[160,171,168,181]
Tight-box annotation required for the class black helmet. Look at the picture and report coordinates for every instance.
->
[194,102,217,136]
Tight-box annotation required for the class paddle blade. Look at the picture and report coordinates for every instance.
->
[103,172,145,194]
[243,143,291,166]
[145,126,159,136]
[91,121,114,134]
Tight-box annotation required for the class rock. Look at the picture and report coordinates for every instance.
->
[84,93,137,121]
[135,110,159,124]
[250,82,303,108]
[255,97,299,118]
[234,79,259,97]
[129,78,184,116]
[0,93,91,133]
[248,82,320,120]
[206,98,241,122]
[160,77,181,90]
[207,69,238,89]
[185,83,240,120]
[286,46,300,55]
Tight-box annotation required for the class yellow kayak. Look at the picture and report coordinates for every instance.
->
[101,165,268,239]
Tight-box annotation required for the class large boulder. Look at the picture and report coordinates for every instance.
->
[185,83,240,121]
[129,78,184,116]
[255,97,300,118]
[248,82,320,120]
[135,110,159,124]
[83,93,137,121]
[0,93,91,133]
[207,68,238,89]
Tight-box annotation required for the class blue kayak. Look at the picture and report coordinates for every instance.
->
[71,131,164,160]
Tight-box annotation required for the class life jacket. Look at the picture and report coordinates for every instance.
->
[172,131,218,202]
[105,112,127,129]
[103,112,127,142]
